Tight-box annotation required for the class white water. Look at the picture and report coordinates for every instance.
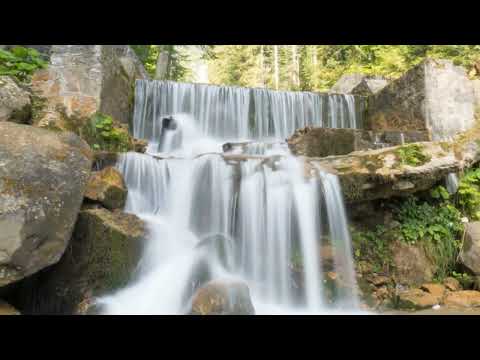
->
[99,81,364,315]
[446,173,459,194]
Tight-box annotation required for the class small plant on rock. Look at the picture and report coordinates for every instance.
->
[395,144,431,167]
[84,113,132,152]
[458,168,480,220]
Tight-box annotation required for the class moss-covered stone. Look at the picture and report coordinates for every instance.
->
[84,167,127,210]
[12,207,145,314]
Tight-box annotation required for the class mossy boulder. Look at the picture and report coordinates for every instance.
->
[190,279,255,315]
[0,122,92,286]
[84,167,127,210]
[459,221,480,276]
[0,76,31,124]
[390,241,437,286]
[12,207,145,314]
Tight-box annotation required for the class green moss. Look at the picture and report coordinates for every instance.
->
[395,144,431,167]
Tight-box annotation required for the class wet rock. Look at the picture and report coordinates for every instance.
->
[0,76,31,124]
[190,279,255,315]
[133,138,148,153]
[459,221,480,275]
[390,241,436,286]
[443,290,480,308]
[366,58,476,140]
[84,167,127,210]
[397,288,440,310]
[0,299,20,315]
[13,207,145,314]
[0,122,92,286]
[443,277,462,292]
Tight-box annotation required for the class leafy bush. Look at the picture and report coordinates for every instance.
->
[0,46,47,81]
[393,194,462,279]
[351,225,392,273]
[458,168,480,220]
[83,113,132,152]
[395,144,431,167]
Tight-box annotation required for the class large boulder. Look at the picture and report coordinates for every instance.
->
[190,279,255,315]
[13,207,145,314]
[366,58,476,140]
[459,222,480,276]
[0,122,92,286]
[390,241,436,286]
[0,76,31,123]
[84,167,127,210]
[330,73,388,96]
[31,45,148,131]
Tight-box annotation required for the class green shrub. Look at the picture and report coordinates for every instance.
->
[83,113,132,152]
[0,46,47,82]
[351,225,392,274]
[458,168,480,220]
[393,193,462,279]
[395,144,431,167]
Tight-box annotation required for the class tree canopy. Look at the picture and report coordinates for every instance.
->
[130,45,480,91]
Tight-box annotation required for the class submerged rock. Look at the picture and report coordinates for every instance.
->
[0,122,92,286]
[459,221,480,276]
[190,279,255,315]
[84,166,127,210]
[0,76,31,124]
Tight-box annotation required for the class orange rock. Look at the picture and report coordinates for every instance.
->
[443,291,480,308]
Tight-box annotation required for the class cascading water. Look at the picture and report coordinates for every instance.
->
[98,80,364,314]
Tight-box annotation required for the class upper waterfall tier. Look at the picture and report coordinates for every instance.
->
[133,80,366,142]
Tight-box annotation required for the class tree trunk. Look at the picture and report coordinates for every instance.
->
[291,45,300,89]
[273,45,279,90]
[155,46,172,80]
[259,45,265,87]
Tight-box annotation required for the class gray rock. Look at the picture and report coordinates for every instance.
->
[31,45,148,130]
[330,73,388,96]
[0,76,31,123]
[0,122,92,286]
[366,58,476,140]
[459,222,480,276]
[287,127,430,157]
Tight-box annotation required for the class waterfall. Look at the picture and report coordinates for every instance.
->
[446,173,459,194]
[133,80,363,143]
[98,81,363,314]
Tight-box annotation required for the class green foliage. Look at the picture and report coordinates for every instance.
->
[451,271,476,289]
[393,195,463,279]
[351,225,392,273]
[430,185,451,201]
[395,144,431,166]
[0,46,47,81]
[458,168,480,220]
[206,45,480,91]
[84,113,131,152]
